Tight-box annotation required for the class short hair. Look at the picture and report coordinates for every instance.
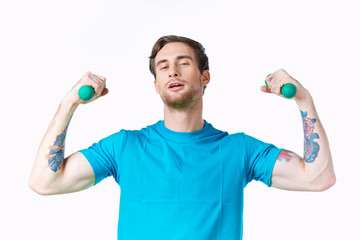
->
[149,35,209,78]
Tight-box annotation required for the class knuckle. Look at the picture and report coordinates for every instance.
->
[83,71,91,77]
[81,72,92,82]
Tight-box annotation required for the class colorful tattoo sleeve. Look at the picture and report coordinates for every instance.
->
[301,110,320,163]
[46,123,69,173]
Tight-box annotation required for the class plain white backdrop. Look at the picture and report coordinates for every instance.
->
[1,0,359,239]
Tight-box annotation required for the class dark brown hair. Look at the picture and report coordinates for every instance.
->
[149,35,209,78]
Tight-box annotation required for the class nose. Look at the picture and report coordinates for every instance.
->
[168,66,179,78]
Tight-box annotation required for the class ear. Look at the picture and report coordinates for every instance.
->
[201,70,210,87]
[154,80,160,94]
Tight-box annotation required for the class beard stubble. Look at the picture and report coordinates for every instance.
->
[159,81,202,111]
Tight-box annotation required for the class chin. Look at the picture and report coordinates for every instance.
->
[162,92,201,110]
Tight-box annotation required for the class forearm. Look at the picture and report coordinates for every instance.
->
[29,95,79,194]
[296,92,336,190]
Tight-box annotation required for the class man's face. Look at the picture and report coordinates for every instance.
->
[154,42,210,110]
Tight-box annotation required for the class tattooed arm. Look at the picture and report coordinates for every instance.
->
[28,72,108,195]
[262,69,336,191]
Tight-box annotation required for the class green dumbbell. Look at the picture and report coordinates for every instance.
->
[78,85,94,101]
[280,83,297,98]
[78,84,106,101]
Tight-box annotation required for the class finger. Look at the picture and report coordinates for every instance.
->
[94,74,106,81]
[265,73,274,87]
[87,73,107,97]
[89,74,103,85]
[100,88,109,97]
[260,85,271,93]
[91,73,106,84]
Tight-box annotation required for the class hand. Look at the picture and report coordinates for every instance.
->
[261,69,311,104]
[66,71,109,105]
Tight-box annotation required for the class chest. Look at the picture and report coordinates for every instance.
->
[120,139,245,203]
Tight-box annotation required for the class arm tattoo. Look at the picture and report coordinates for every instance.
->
[301,110,320,163]
[46,123,69,172]
[277,149,293,162]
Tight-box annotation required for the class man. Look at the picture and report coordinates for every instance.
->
[29,35,336,239]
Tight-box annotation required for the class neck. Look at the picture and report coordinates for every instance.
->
[163,97,204,132]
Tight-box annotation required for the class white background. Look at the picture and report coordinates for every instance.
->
[1,0,359,239]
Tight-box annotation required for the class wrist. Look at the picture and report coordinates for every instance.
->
[60,93,80,116]
[295,89,315,110]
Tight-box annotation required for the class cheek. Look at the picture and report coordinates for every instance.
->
[156,71,167,82]
[155,79,167,94]
[154,81,160,93]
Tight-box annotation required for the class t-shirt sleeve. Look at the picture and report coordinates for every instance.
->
[241,133,282,187]
[79,130,127,185]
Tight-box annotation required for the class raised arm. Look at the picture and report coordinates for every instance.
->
[261,69,336,191]
[28,72,108,195]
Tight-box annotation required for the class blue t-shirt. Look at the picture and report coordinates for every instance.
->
[80,120,281,240]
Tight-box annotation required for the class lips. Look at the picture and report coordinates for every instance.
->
[168,81,185,90]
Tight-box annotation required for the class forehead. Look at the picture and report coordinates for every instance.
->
[155,42,195,62]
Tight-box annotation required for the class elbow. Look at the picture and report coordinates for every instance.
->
[312,173,336,192]
[28,180,44,195]
[320,174,336,191]
[319,165,337,191]
[28,178,53,196]
[306,160,336,192]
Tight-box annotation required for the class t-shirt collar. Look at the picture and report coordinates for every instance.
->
[158,120,211,142]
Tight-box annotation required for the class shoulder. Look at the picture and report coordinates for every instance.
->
[206,122,229,140]
[118,121,161,142]
[227,132,271,145]
[222,132,277,154]
[221,131,245,143]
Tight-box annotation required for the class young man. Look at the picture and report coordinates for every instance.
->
[29,35,336,239]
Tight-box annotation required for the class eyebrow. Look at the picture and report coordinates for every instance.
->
[156,55,193,67]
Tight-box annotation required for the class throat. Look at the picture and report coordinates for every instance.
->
[163,97,204,132]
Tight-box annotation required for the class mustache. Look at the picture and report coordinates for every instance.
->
[167,77,184,83]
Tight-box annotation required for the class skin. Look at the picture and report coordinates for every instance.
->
[263,70,335,191]
[28,42,335,196]
[154,42,210,132]
[28,72,107,195]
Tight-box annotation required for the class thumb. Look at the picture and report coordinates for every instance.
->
[100,88,109,97]
[260,85,271,93]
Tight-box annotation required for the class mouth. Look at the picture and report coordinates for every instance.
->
[168,82,185,90]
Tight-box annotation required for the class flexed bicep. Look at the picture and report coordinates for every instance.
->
[271,149,308,191]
